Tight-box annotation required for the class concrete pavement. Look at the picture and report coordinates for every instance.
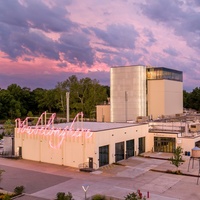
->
[0,153,200,200]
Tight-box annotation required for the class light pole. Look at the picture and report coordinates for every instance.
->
[66,92,70,122]
[82,184,89,200]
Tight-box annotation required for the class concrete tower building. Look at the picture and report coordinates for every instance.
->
[147,67,183,119]
[110,65,147,122]
[110,65,183,122]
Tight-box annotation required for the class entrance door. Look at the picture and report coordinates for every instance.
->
[99,145,109,167]
[89,157,93,168]
[115,142,124,162]
[19,146,22,157]
[138,137,145,154]
[154,137,175,153]
[126,139,134,158]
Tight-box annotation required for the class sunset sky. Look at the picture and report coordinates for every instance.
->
[0,0,199,91]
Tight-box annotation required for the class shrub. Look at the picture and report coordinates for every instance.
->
[2,194,11,200]
[57,192,65,200]
[56,192,74,200]
[92,194,106,200]
[124,191,146,200]
[14,185,25,195]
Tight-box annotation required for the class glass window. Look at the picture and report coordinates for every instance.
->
[138,137,145,154]
[126,139,135,158]
[115,142,124,162]
[99,145,109,167]
[154,137,176,153]
[147,67,182,82]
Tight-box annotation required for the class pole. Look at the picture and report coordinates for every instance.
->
[66,92,70,122]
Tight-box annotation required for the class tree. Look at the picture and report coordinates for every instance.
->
[54,75,108,119]
[32,88,47,114]
[183,90,190,108]
[3,119,14,135]
[7,84,22,101]
[0,76,110,120]
[37,89,59,113]
[170,146,184,173]
[55,82,68,116]
[184,87,200,111]
[0,89,14,119]
[189,87,200,111]
[27,111,33,117]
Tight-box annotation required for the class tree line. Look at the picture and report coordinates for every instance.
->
[183,87,200,111]
[0,75,110,120]
[0,77,199,121]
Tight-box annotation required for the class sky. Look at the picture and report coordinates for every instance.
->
[0,0,200,92]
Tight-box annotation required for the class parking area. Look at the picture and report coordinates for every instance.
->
[0,153,200,200]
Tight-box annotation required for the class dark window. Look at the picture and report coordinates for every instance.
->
[126,139,134,158]
[99,145,109,167]
[115,142,124,162]
[138,137,145,154]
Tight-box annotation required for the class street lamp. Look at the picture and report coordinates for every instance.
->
[82,184,89,200]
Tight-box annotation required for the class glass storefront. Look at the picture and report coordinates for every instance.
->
[154,137,176,153]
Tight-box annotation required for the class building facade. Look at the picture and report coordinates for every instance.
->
[110,65,183,122]
[14,112,200,169]
[96,104,110,122]
[14,112,150,169]
[13,65,200,169]
[110,65,147,122]
[147,67,183,119]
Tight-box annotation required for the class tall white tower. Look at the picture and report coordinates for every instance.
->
[110,65,147,122]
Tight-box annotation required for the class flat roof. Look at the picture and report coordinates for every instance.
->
[111,65,145,69]
[51,121,145,132]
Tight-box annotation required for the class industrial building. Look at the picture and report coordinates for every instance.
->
[13,65,200,169]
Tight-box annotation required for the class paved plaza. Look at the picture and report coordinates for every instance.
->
[0,153,200,200]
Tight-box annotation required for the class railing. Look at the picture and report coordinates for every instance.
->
[78,162,97,170]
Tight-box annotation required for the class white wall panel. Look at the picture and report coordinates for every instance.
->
[111,65,146,122]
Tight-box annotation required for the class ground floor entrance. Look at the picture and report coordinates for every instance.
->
[115,142,124,162]
[99,145,109,167]
[154,137,176,153]
[138,137,145,154]
[126,139,134,158]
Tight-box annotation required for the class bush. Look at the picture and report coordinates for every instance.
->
[14,185,25,195]
[2,194,11,200]
[56,192,74,200]
[92,194,106,200]
[124,191,146,200]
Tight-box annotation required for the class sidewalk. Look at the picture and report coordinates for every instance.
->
[0,153,200,200]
